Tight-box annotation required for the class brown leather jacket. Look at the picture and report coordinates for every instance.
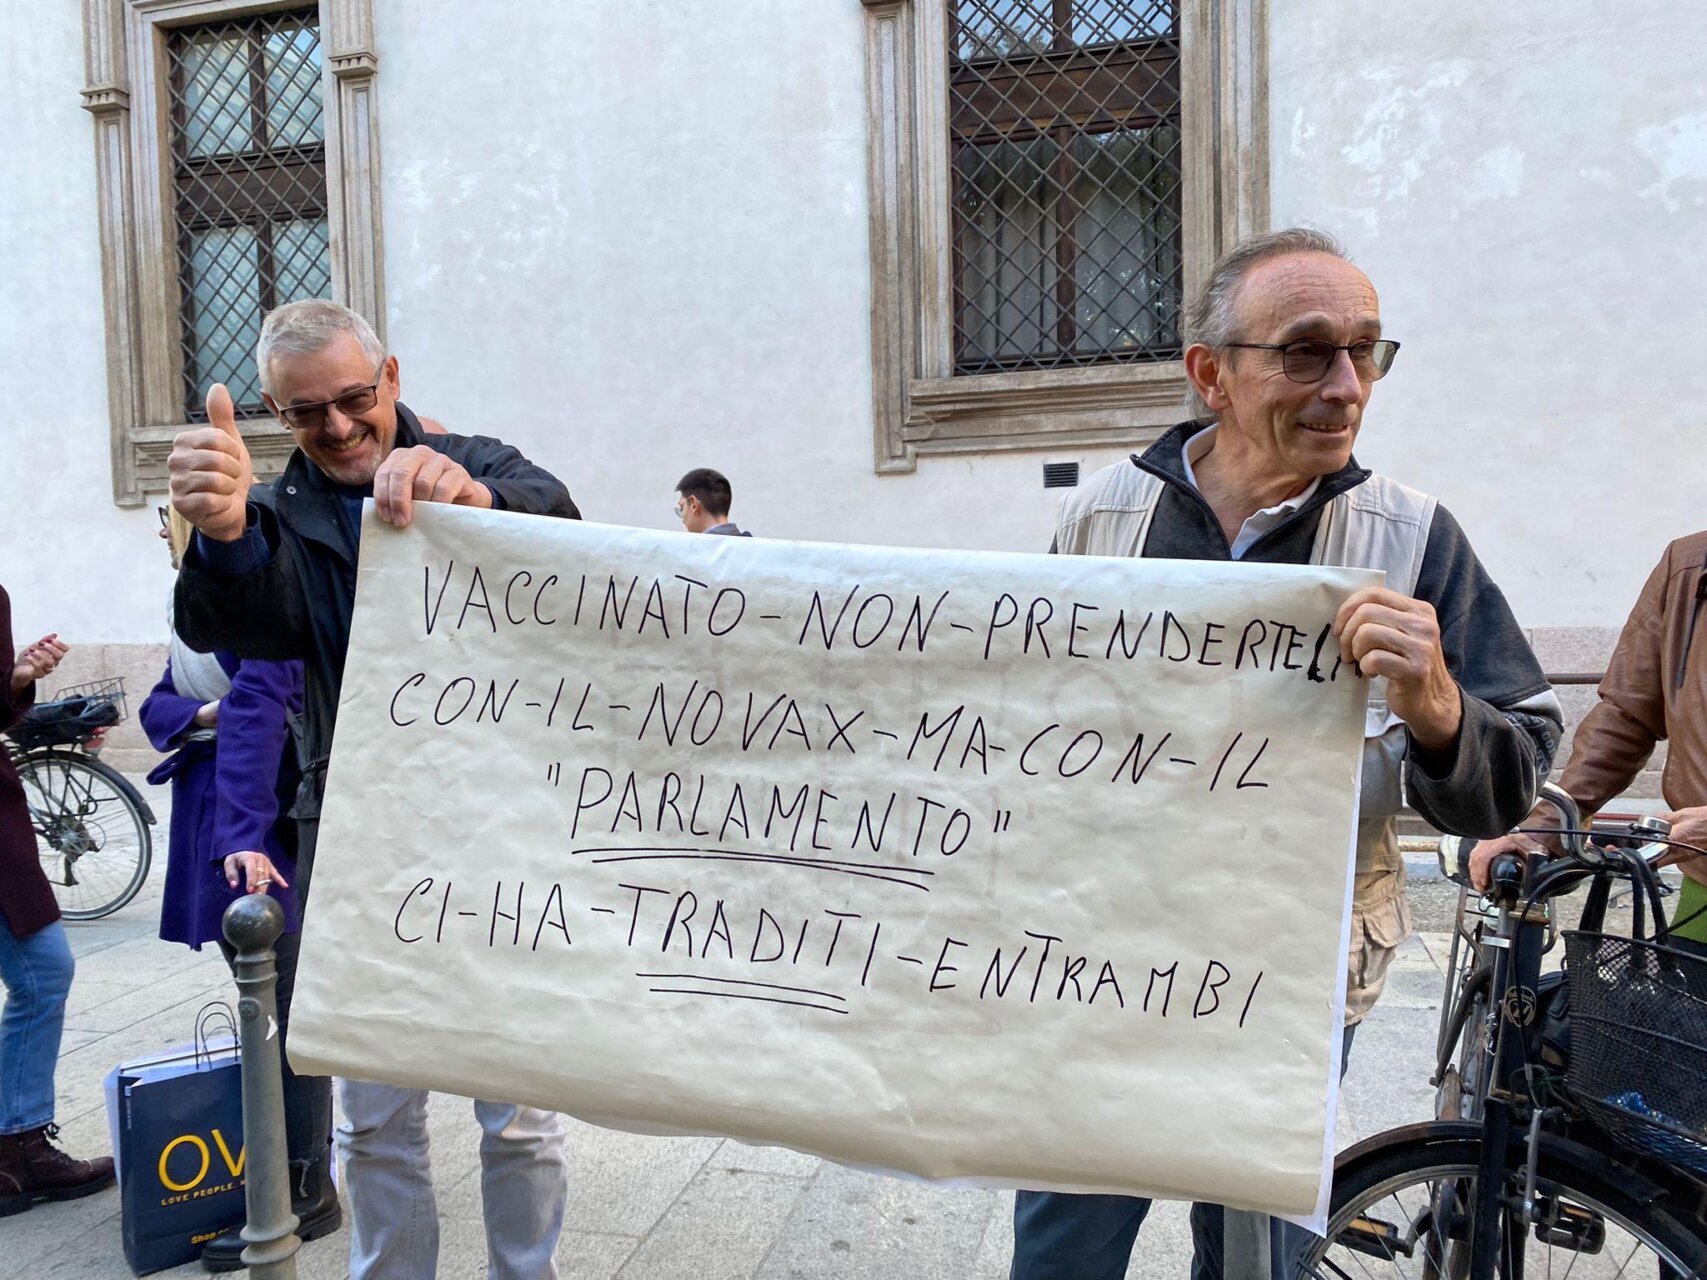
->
[1559,532,1707,816]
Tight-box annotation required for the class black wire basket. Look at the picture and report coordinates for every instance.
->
[5,676,128,751]
[1564,929,1707,1175]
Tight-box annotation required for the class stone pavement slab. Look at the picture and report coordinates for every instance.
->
[755,1160,995,1280]
[20,774,1457,1280]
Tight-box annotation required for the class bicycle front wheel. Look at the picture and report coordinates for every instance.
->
[1303,1123,1707,1280]
[19,752,153,920]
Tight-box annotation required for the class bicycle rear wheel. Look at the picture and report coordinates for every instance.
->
[19,752,153,920]
[1302,1123,1707,1280]
[1436,966,1492,1124]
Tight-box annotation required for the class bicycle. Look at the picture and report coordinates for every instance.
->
[1300,782,1707,1280]
[5,677,157,920]
[1427,805,1669,1130]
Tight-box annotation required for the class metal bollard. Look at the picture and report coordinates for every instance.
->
[222,893,301,1279]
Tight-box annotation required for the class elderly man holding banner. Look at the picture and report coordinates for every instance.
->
[168,299,580,1280]
[1009,229,1562,1280]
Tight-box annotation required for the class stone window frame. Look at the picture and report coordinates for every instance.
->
[82,0,383,505]
[861,0,1269,473]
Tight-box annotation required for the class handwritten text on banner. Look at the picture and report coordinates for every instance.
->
[289,506,1378,1216]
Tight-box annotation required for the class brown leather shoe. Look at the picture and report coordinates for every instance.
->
[0,1124,116,1215]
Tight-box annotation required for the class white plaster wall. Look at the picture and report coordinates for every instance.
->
[1270,1,1707,626]
[375,0,1130,563]
[0,2,173,644]
[9,2,1705,646]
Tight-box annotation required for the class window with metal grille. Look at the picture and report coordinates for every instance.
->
[168,9,330,420]
[951,1,1182,375]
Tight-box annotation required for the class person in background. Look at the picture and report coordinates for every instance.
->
[1471,531,1707,953]
[0,590,115,1215]
[674,468,751,536]
[139,507,338,1270]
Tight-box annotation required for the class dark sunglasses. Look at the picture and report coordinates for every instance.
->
[1222,339,1400,384]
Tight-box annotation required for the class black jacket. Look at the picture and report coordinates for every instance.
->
[175,404,579,818]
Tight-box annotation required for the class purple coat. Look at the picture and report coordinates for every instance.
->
[140,650,303,949]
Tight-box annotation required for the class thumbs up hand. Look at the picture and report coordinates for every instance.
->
[169,384,255,543]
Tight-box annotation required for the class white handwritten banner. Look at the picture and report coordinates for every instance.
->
[289,504,1378,1217]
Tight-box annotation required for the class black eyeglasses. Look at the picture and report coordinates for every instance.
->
[278,366,386,430]
[1222,339,1400,384]
[157,505,169,530]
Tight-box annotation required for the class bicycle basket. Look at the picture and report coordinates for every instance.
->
[1563,929,1707,1175]
[5,676,127,750]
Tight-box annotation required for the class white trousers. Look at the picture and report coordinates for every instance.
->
[338,1079,568,1280]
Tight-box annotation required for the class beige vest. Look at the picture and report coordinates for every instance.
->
[1053,459,1438,884]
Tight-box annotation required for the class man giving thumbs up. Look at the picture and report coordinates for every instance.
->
[168,383,256,543]
[168,298,578,1280]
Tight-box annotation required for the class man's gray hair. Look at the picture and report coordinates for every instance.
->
[255,298,385,394]
[1182,227,1350,419]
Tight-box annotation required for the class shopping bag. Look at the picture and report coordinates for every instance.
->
[104,1005,246,1275]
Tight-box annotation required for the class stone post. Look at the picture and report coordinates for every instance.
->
[222,893,301,1278]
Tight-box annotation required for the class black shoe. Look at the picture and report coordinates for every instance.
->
[201,1158,341,1272]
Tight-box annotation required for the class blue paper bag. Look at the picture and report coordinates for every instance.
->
[104,1027,246,1275]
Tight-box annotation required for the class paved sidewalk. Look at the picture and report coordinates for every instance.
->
[14,775,1453,1280]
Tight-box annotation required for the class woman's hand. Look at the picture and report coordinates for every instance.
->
[224,851,289,895]
[11,634,67,694]
[1656,807,1707,886]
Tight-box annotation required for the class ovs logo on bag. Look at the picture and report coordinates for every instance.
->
[155,1127,246,1205]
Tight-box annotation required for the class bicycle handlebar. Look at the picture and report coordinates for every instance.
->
[1433,782,1585,887]
[1488,853,1526,898]
[1438,811,1701,905]
[1532,782,1584,856]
